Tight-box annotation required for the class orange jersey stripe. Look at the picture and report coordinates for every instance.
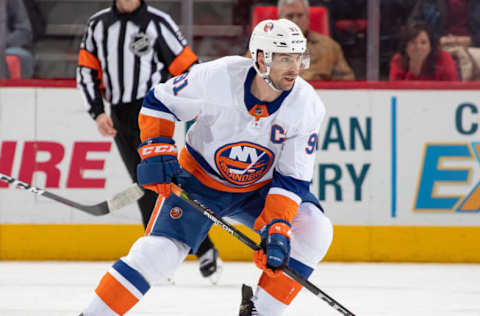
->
[145,197,163,235]
[95,272,139,315]
[78,49,104,90]
[178,147,271,193]
[139,114,175,141]
[254,194,299,230]
[258,272,302,305]
[168,46,198,76]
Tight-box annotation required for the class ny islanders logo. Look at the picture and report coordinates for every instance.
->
[169,207,183,219]
[215,142,274,186]
[264,22,274,32]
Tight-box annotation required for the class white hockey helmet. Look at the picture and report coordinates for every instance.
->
[249,18,308,76]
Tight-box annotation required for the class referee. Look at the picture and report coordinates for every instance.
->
[76,0,221,283]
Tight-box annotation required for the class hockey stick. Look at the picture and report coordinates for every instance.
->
[170,183,356,316]
[0,172,144,216]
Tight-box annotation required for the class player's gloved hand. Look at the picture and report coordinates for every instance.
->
[137,137,180,197]
[253,219,292,278]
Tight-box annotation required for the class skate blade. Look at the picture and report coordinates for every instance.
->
[207,258,223,285]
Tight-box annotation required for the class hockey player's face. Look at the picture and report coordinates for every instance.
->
[270,53,302,91]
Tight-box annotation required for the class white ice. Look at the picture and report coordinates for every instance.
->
[0,261,479,316]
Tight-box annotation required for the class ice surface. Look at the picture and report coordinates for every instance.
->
[0,261,479,315]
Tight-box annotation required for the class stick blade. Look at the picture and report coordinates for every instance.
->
[107,184,144,211]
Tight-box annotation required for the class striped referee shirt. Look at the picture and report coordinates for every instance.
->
[77,1,198,119]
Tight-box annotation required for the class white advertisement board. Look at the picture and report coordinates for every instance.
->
[1,86,480,261]
[313,90,480,227]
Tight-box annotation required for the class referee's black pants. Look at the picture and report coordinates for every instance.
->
[110,99,214,257]
[111,99,157,227]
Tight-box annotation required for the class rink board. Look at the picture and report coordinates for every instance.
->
[1,85,480,262]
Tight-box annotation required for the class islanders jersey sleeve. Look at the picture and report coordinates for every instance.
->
[254,93,326,230]
[139,65,209,141]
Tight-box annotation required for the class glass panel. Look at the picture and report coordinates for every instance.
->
[5,0,478,81]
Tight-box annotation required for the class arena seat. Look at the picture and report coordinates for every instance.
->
[6,55,22,79]
[251,6,330,36]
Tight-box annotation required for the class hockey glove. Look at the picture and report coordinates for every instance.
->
[137,137,180,197]
[253,219,292,278]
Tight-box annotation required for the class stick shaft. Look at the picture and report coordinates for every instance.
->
[170,183,356,316]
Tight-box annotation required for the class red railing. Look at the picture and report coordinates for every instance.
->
[1,79,480,90]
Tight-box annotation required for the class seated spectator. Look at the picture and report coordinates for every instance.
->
[389,21,458,81]
[6,0,34,78]
[279,0,355,81]
[408,0,480,80]
[408,0,480,48]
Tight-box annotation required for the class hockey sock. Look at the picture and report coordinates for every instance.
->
[92,259,151,315]
[253,258,313,315]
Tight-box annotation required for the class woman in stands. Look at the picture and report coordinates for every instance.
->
[389,21,458,81]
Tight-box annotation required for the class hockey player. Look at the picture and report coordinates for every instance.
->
[79,18,333,316]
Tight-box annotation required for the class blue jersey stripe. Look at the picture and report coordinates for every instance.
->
[243,67,291,115]
[143,89,180,121]
[113,260,150,295]
[271,170,310,200]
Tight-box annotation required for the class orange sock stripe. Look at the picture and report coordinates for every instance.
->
[95,272,139,315]
[258,271,302,305]
[145,197,163,235]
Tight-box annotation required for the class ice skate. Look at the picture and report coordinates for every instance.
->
[198,247,223,285]
[238,284,258,316]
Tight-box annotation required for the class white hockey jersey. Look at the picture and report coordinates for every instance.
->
[139,56,326,225]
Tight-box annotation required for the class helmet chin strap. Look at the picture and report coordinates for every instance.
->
[262,74,282,93]
[253,62,282,93]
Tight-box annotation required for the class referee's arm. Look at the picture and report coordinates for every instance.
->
[76,22,105,120]
[155,19,199,77]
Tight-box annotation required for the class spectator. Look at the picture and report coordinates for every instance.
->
[389,21,458,81]
[327,0,417,80]
[408,0,480,80]
[76,0,222,283]
[409,0,480,48]
[278,0,355,80]
[6,0,34,78]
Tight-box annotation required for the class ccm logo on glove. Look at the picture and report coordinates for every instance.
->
[139,144,177,159]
